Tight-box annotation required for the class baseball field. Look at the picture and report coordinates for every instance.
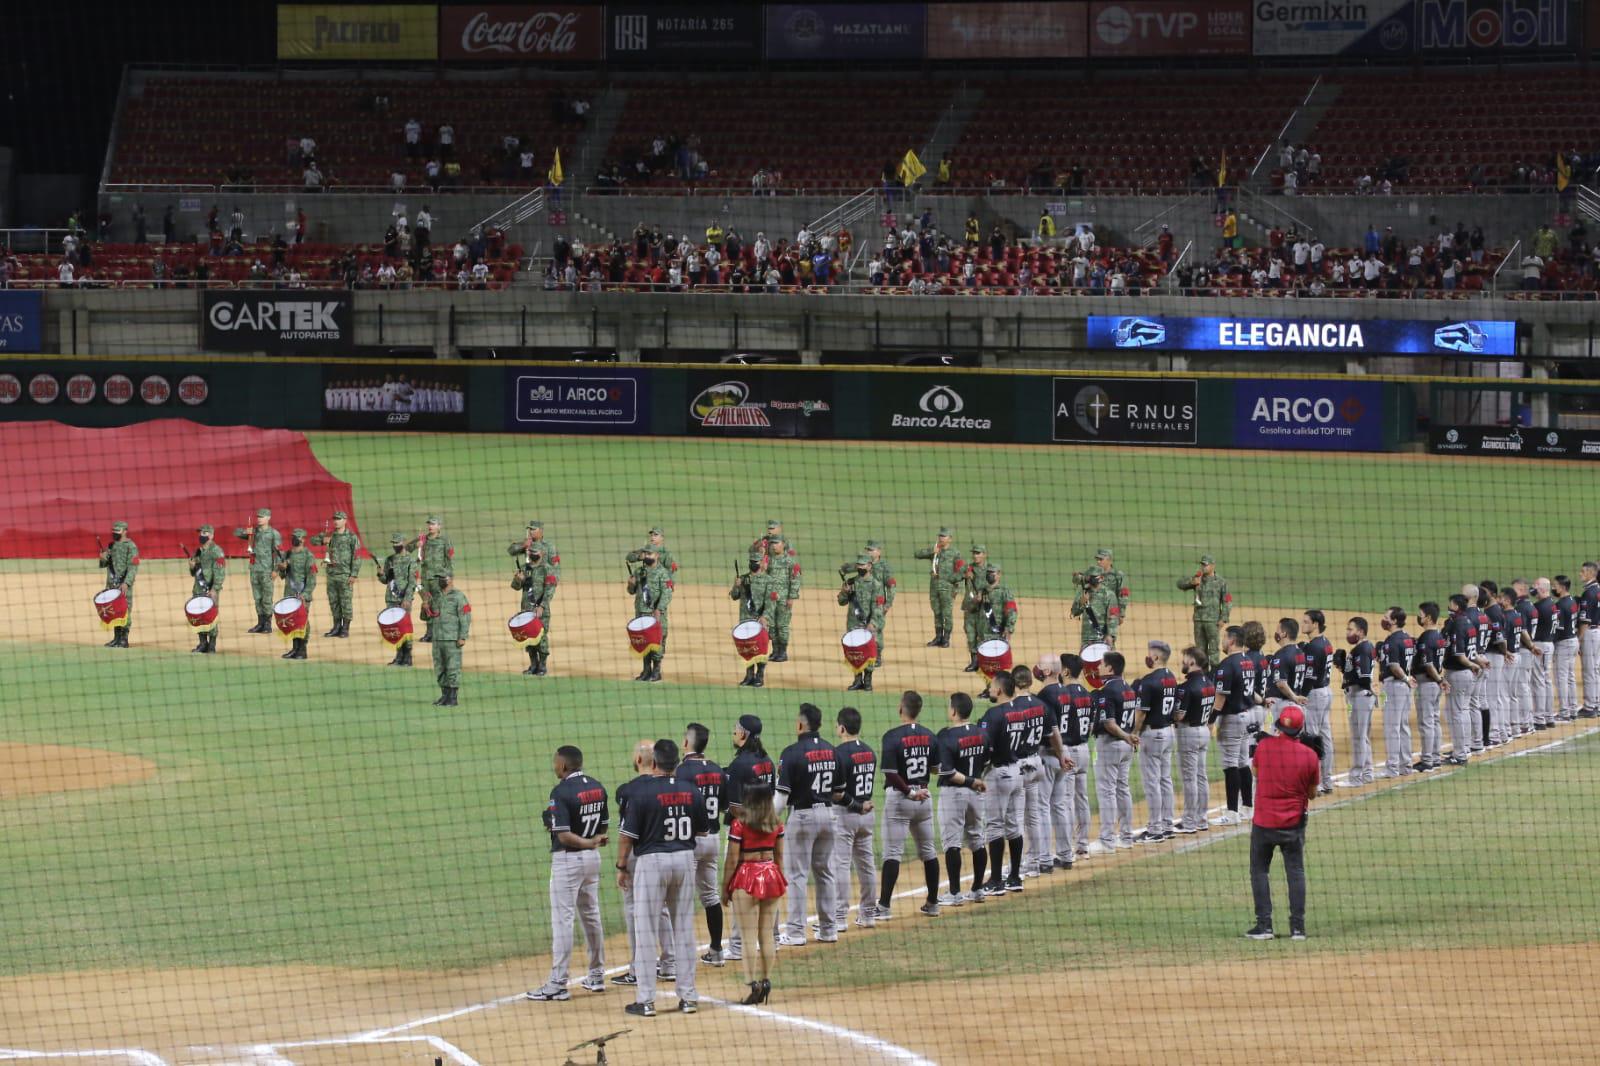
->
[2,430,1597,1064]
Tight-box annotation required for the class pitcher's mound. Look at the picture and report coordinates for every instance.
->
[0,742,157,798]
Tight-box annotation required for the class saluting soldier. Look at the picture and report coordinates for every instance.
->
[1083,548,1131,622]
[865,540,896,663]
[839,555,886,692]
[277,528,318,660]
[732,548,781,687]
[762,532,801,663]
[977,564,1018,654]
[187,524,227,654]
[960,544,992,672]
[1178,554,1230,668]
[235,508,282,634]
[511,520,563,582]
[408,515,455,643]
[381,533,418,667]
[315,510,361,639]
[913,527,966,648]
[629,544,673,683]
[512,532,559,677]
[430,572,471,706]
[1071,564,1120,648]
[97,520,140,648]
[627,527,677,578]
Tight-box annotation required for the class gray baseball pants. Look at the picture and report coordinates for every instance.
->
[1345,688,1375,782]
[1380,679,1414,777]
[1217,713,1249,770]
[1175,725,1210,829]
[1532,642,1555,724]
[882,789,938,861]
[621,852,674,977]
[1445,669,1476,759]
[983,763,1024,843]
[783,806,837,940]
[938,787,985,853]
[630,850,698,1007]
[1582,629,1600,713]
[546,850,605,987]
[1094,736,1134,846]
[1414,680,1442,766]
[1303,687,1335,789]
[1512,649,1536,730]
[1554,639,1579,716]
[1018,755,1049,873]
[1138,726,1175,834]
[1041,744,1090,859]
[831,808,876,925]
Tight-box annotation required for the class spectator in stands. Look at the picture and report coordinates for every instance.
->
[1363,254,1382,290]
[937,156,952,186]
[471,260,490,290]
[751,168,771,195]
[1381,228,1400,263]
[1307,150,1321,186]
[989,226,1006,263]
[1157,225,1174,264]
[444,160,461,188]
[162,205,176,244]
[1521,251,1545,291]
[1309,237,1324,276]
[298,135,317,165]
[377,261,397,290]
[754,232,770,268]
[57,259,75,286]
[439,123,455,159]
[1532,224,1558,260]
[228,206,244,242]
[304,162,324,191]
[1292,237,1310,277]
[1307,277,1326,298]
[965,214,980,247]
[726,229,743,264]
[519,146,536,183]
[1282,169,1298,197]
[271,234,287,269]
[404,117,422,158]
[132,204,147,244]
[1037,211,1056,241]
[415,206,432,251]
[1442,256,1461,292]
[425,158,442,191]
[1568,218,1587,254]
[1221,210,1237,251]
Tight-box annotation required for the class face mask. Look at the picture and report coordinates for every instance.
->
[111,532,123,541]
[1346,633,1359,645]
[1031,665,1047,683]
[293,537,304,547]
[643,558,656,567]
[199,534,211,543]
[1144,656,1155,669]
[749,562,761,572]
[856,569,869,578]
[987,575,998,585]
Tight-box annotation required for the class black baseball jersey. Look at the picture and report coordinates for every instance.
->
[1340,640,1374,690]
[1007,692,1052,758]
[1444,612,1477,670]
[1133,669,1180,729]
[1178,669,1217,726]
[674,754,726,828]
[546,772,608,853]
[1532,596,1558,642]
[1413,627,1448,679]
[1270,642,1309,697]
[1377,629,1416,680]
[725,747,776,810]
[1485,603,1508,651]
[615,773,651,823]
[1502,605,1528,653]
[1093,677,1139,735]
[833,738,877,808]
[1580,582,1600,629]
[881,722,937,791]
[1554,594,1578,641]
[1249,650,1273,703]
[1213,651,1257,716]
[1301,635,1334,689]
[1041,680,1095,745]
[979,698,1046,764]
[936,722,990,786]
[776,732,838,810]
[620,774,708,856]
[1516,597,1537,642]
[1472,607,1493,656]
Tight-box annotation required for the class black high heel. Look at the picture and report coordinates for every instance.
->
[759,978,771,1003]
[742,981,763,1005]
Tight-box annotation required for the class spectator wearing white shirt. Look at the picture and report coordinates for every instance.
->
[438,124,455,158]
[453,240,468,267]
[1363,255,1383,289]
[1283,170,1298,197]
[1331,259,1346,287]
[390,170,406,193]
[424,158,441,190]
[299,136,317,164]
[1379,179,1394,195]
[764,266,780,292]
[304,163,324,191]
[1442,257,1460,291]
[753,233,770,265]
[1307,152,1322,183]
[404,118,421,157]
[1521,253,1544,290]
[1307,278,1326,297]
[1309,239,1325,272]
[377,262,397,289]
[868,256,885,286]
[519,149,535,180]
[471,261,490,289]
[1292,239,1310,276]
[1437,230,1454,252]
[58,260,75,285]
[796,226,812,248]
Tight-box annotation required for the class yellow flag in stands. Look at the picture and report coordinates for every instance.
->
[1217,150,1227,188]
[898,149,926,186]
[549,148,564,188]
[1557,151,1571,192]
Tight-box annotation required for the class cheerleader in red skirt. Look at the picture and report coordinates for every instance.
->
[722,783,787,1004]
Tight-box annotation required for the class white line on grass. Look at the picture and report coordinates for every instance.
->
[0,1052,168,1066]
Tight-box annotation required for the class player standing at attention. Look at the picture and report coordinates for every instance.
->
[1552,575,1580,721]
[827,707,878,930]
[1442,595,1481,766]
[1210,626,1257,821]
[1038,654,1092,864]
[1132,642,1179,842]
[1530,578,1559,729]
[1478,581,1510,746]
[935,692,991,903]
[1578,562,1600,719]
[1411,603,1449,771]
[1267,619,1308,720]
[1008,665,1067,879]
[1299,612,1336,793]
[613,740,677,988]
[675,725,727,968]
[1376,608,1417,779]
[526,746,609,1002]
[775,704,839,946]
[1172,646,1216,832]
[1087,652,1140,854]
[877,692,943,918]
[1334,617,1376,786]
[977,673,1028,892]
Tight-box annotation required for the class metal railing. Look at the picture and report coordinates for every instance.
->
[1575,185,1600,225]
[473,188,547,236]
[1237,186,1316,237]
[1132,191,1211,244]
[1251,75,1321,185]
[1490,238,1522,295]
[1165,240,1194,289]
[1,228,76,254]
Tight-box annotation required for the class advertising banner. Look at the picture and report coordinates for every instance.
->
[1252,0,1415,55]
[928,2,1089,58]
[608,4,762,63]
[685,371,834,438]
[1085,314,1516,357]
[277,4,439,60]
[203,292,353,356]
[439,5,604,61]
[1430,424,1600,459]
[322,365,466,431]
[0,369,209,408]
[1417,0,1576,52]
[1051,377,1198,445]
[871,374,1013,442]
[505,369,647,432]
[1089,0,1251,55]
[0,291,44,352]
[1232,379,1383,451]
[766,4,928,59]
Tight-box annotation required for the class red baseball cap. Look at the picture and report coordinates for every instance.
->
[1277,705,1306,734]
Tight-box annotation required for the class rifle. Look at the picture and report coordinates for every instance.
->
[96,534,108,568]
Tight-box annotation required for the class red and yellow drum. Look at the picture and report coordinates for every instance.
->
[628,614,662,657]
[378,606,414,647]
[977,638,1013,679]
[94,588,129,631]
[273,596,308,641]
[509,610,546,646]
[1081,642,1112,690]
[184,595,219,631]
[732,620,770,664]
[842,627,878,674]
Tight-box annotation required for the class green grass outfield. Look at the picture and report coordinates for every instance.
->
[2,433,1596,976]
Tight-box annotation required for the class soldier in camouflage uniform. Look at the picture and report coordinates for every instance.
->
[732,548,782,687]
[960,544,992,671]
[187,524,227,654]
[407,515,455,643]
[430,572,471,706]
[854,539,896,664]
[97,520,140,648]
[235,508,283,634]
[1177,554,1230,669]
[381,533,418,667]
[628,545,673,682]
[277,528,318,660]
[753,519,799,662]
[1081,547,1131,623]
[913,527,966,647]
[1070,561,1120,647]
[626,526,677,579]
[975,563,1018,653]
[511,520,563,583]
[511,530,558,677]
[314,510,361,638]
[839,555,886,692]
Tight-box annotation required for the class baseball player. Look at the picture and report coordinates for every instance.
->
[1578,562,1600,719]
[1376,607,1417,779]
[675,724,727,967]
[615,739,708,1018]
[977,672,1029,891]
[1009,665,1066,879]
[1037,654,1093,863]
[936,692,992,903]
[1299,611,1337,793]
[1530,578,1558,728]
[827,707,878,930]
[1333,617,1376,786]
[1267,619,1308,720]
[722,715,776,963]
[775,704,839,946]
[526,745,609,1002]
[1553,575,1580,721]
[1132,641,1179,842]
[1087,652,1139,854]
[1172,646,1217,833]
[877,691,943,918]
[613,740,678,989]
[1210,626,1258,820]
[1411,603,1449,771]
[1479,581,1510,746]
[1442,594,1481,765]
[1242,621,1273,743]
[1502,584,1535,737]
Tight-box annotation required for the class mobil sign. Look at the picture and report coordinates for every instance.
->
[1090,0,1251,55]
[1418,0,1576,51]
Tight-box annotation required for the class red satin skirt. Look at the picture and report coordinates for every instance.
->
[730,860,787,900]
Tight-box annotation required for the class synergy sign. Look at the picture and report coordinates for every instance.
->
[1087,315,1516,356]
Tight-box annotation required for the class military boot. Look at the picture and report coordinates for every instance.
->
[754,662,766,687]
[740,665,756,687]
[524,646,539,676]
[963,653,979,672]
[534,649,549,676]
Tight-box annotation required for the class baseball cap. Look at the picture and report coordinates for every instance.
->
[332,510,348,520]
[1096,548,1113,560]
[1200,554,1214,566]
[197,524,214,535]
[112,520,129,533]
[738,714,762,736]
[256,508,271,518]
[1277,705,1306,734]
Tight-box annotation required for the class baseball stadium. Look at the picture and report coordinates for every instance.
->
[4,3,1600,1064]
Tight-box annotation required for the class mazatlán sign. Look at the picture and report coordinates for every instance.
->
[1086,315,1516,356]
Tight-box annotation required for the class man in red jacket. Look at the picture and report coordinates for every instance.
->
[1246,704,1320,941]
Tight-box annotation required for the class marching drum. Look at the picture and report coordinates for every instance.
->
[976,639,1013,679]
[842,627,878,673]
[184,595,218,629]
[732,620,770,663]
[378,606,414,646]
[508,610,545,645]
[1081,642,1112,689]
[628,614,663,656]
[93,587,129,628]
[273,596,308,639]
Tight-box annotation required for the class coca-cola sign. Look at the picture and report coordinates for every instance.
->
[440,5,603,60]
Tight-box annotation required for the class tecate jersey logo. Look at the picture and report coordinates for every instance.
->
[459,10,582,55]
[209,299,342,338]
